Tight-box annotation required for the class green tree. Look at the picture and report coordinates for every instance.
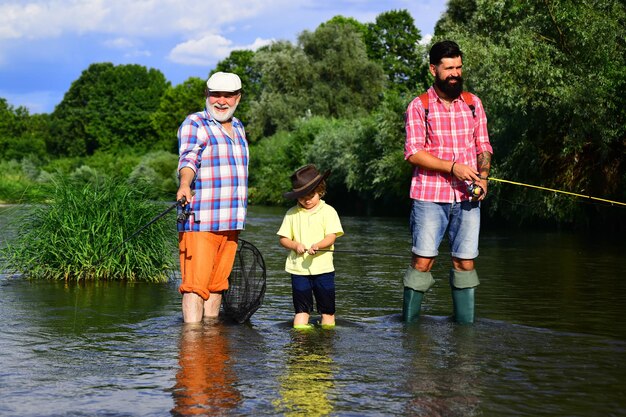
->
[436,0,626,228]
[127,150,179,200]
[365,9,426,93]
[300,19,385,118]
[321,15,368,38]
[434,0,478,34]
[50,63,170,156]
[249,41,316,139]
[249,116,336,205]
[248,19,385,139]
[151,77,206,153]
[306,92,413,215]
[0,99,47,161]
[214,49,262,127]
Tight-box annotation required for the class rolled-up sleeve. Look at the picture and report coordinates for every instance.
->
[472,96,493,155]
[177,117,202,174]
[404,98,427,160]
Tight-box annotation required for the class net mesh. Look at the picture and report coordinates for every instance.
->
[222,239,267,323]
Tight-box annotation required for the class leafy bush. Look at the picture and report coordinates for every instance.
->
[249,117,330,205]
[127,151,179,200]
[0,159,50,203]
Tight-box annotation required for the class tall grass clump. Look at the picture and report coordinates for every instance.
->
[1,175,177,282]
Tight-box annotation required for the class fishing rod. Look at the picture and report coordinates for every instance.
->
[307,248,409,258]
[486,177,626,207]
[105,197,187,258]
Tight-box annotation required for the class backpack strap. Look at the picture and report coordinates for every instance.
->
[419,92,429,133]
[419,91,476,133]
[420,91,476,118]
[461,91,476,118]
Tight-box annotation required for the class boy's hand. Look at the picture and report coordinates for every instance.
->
[307,245,319,255]
[295,243,306,255]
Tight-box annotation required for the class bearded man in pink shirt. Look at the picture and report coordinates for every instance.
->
[403,40,493,324]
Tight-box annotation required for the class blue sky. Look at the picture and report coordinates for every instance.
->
[0,0,448,114]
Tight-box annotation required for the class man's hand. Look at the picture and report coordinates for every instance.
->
[451,162,481,182]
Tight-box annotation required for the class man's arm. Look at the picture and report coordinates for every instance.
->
[477,151,491,178]
[407,150,454,173]
[176,167,195,204]
[408,150,482,182]
[476,151,492,201]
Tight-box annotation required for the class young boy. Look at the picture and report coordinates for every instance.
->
[277,164,344,329]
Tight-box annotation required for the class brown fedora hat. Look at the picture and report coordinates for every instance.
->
[283,164,331,199]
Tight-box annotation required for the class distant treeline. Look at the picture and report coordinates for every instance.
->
[1,2,624,230]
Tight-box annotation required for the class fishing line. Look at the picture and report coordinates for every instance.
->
[487,177,626,207]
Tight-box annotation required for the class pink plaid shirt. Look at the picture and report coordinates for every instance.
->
[404,87,492,203]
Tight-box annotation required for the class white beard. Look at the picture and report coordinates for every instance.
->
[206,98,238,122]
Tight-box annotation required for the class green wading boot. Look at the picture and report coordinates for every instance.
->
[402,287,424,322]
[402,267,435,323]
[451,287,475,324]
[450,269,480,324]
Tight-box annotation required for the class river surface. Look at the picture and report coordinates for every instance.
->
[0,205,625,417]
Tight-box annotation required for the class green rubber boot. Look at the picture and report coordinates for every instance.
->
[451,287,475,324]
[402,287,424,323]
[402,267,434,323]
[450,269,480,324]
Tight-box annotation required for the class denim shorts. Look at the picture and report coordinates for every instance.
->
[291,272,336,315]
[409,200,481,259]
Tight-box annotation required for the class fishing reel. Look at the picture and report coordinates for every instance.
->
[177,196,192,223]
[177,206,191,223]
[467,181,484,199]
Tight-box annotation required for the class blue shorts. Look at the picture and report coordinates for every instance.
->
[291,272,336,315]
[409,200,480,259]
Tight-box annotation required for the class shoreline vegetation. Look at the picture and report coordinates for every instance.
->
[0,177,177,282]
[1,4,624,232]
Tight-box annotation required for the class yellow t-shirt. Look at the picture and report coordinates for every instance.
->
[276,200,344,275]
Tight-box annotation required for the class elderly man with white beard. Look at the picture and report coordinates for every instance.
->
[175,72,249,323]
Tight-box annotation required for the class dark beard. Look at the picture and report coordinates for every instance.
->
[435,75,463,99]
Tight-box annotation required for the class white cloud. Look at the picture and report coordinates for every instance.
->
[167,33,233,66]
[0,0,448,113]
[102,37,136,49]
[0,0,107,39]
[124,50,152,58]
[246,37,273,50]
[0,0,281,39]
[102,37,151,57]
[167,33,273,66]
[0,0,288,70]
[420,34,433,46]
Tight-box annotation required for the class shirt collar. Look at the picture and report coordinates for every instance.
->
[297,199,326,214]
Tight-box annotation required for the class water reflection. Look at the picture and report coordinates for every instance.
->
[171,321,242,416]
[402,320,481,416]
[273,329,336,416]
[1,206,626,416]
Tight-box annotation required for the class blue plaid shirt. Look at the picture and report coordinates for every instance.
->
[177,109,249,232]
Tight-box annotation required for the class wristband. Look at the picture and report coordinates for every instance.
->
[450,162,456,176]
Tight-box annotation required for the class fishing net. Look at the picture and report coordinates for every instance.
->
[222,239,267,323]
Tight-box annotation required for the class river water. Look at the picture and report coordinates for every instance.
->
[1,205,625,416]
